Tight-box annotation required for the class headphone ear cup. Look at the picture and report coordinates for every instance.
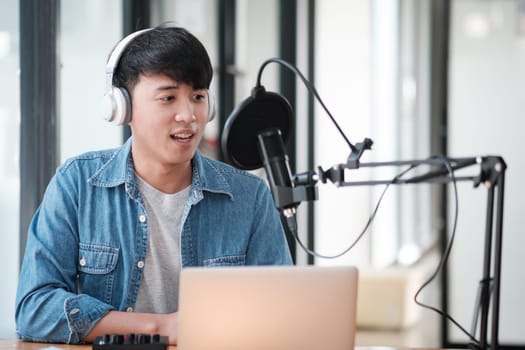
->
[103,87,132,125]
[208,93,216,122]
[103,28,152,126]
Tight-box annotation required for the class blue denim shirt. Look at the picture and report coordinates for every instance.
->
[15,138,292,344]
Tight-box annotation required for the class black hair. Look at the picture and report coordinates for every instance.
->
[113,26,213,92]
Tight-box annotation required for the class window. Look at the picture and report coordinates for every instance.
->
[313,0,434,268]
[0,0,19,338]
[60,0,123,161]
[448,0,525,344]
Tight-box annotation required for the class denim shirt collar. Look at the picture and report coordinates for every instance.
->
[87,137,234,202]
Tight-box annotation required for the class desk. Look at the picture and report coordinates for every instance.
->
[0,339,173,349]
[0,339,447,350]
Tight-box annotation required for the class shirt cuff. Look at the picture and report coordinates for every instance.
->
[64,294,115,344]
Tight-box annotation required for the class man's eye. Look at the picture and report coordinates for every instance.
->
[194,94,206,101]
[160,96,174,102]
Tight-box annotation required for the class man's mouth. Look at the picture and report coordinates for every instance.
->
[170,133,194,141]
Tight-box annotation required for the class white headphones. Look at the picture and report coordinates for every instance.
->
[102,28,216,125]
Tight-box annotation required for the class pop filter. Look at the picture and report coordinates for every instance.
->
[221,85,293,170]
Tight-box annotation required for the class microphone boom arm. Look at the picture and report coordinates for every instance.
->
[310,154,505,350]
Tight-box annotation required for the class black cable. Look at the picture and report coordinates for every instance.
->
[256,58,357,153]
[287,156,480,346]
[287,164,417,259]
[255,58,480,344]
[412,155,481,346]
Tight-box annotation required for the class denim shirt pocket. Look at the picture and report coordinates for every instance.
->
[77,243,119,303]
[203,255,246,267]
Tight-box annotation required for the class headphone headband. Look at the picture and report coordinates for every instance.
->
[104,28,154,95]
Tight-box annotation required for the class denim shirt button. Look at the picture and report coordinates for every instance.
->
[139,215,146,223]
[126,307,134,312]
[137,261,145,269]
[79,258,86,266]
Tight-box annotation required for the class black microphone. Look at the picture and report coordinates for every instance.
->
[257,128,299,217]
[221,85,300,223]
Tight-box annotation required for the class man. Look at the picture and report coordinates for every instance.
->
[15,26,292,345]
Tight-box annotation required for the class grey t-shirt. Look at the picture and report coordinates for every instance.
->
[134,175,190,313]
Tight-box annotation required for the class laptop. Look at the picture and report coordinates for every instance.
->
[177,265,359,350]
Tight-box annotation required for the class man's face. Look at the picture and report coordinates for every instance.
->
[129,74,209,170]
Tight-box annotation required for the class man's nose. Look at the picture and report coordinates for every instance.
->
[174,100,196,122]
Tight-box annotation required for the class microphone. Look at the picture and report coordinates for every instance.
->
[257,128,299,217]
[221,62,319,233]
[221,85,299,221]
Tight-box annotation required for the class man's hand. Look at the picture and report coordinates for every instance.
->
[84,311,179,345]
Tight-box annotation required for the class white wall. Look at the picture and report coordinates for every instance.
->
[312,0,434,269]
[448,0,525,344]
[60,0,123,162]
[235,0,279,98]
[313,0,374,267]
[0,0,19,338]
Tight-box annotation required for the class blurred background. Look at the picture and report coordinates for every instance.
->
[1,0,523,349]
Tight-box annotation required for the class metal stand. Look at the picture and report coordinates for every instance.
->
[286,139,506,350]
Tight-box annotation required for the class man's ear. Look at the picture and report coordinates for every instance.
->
[207,92,216,122]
